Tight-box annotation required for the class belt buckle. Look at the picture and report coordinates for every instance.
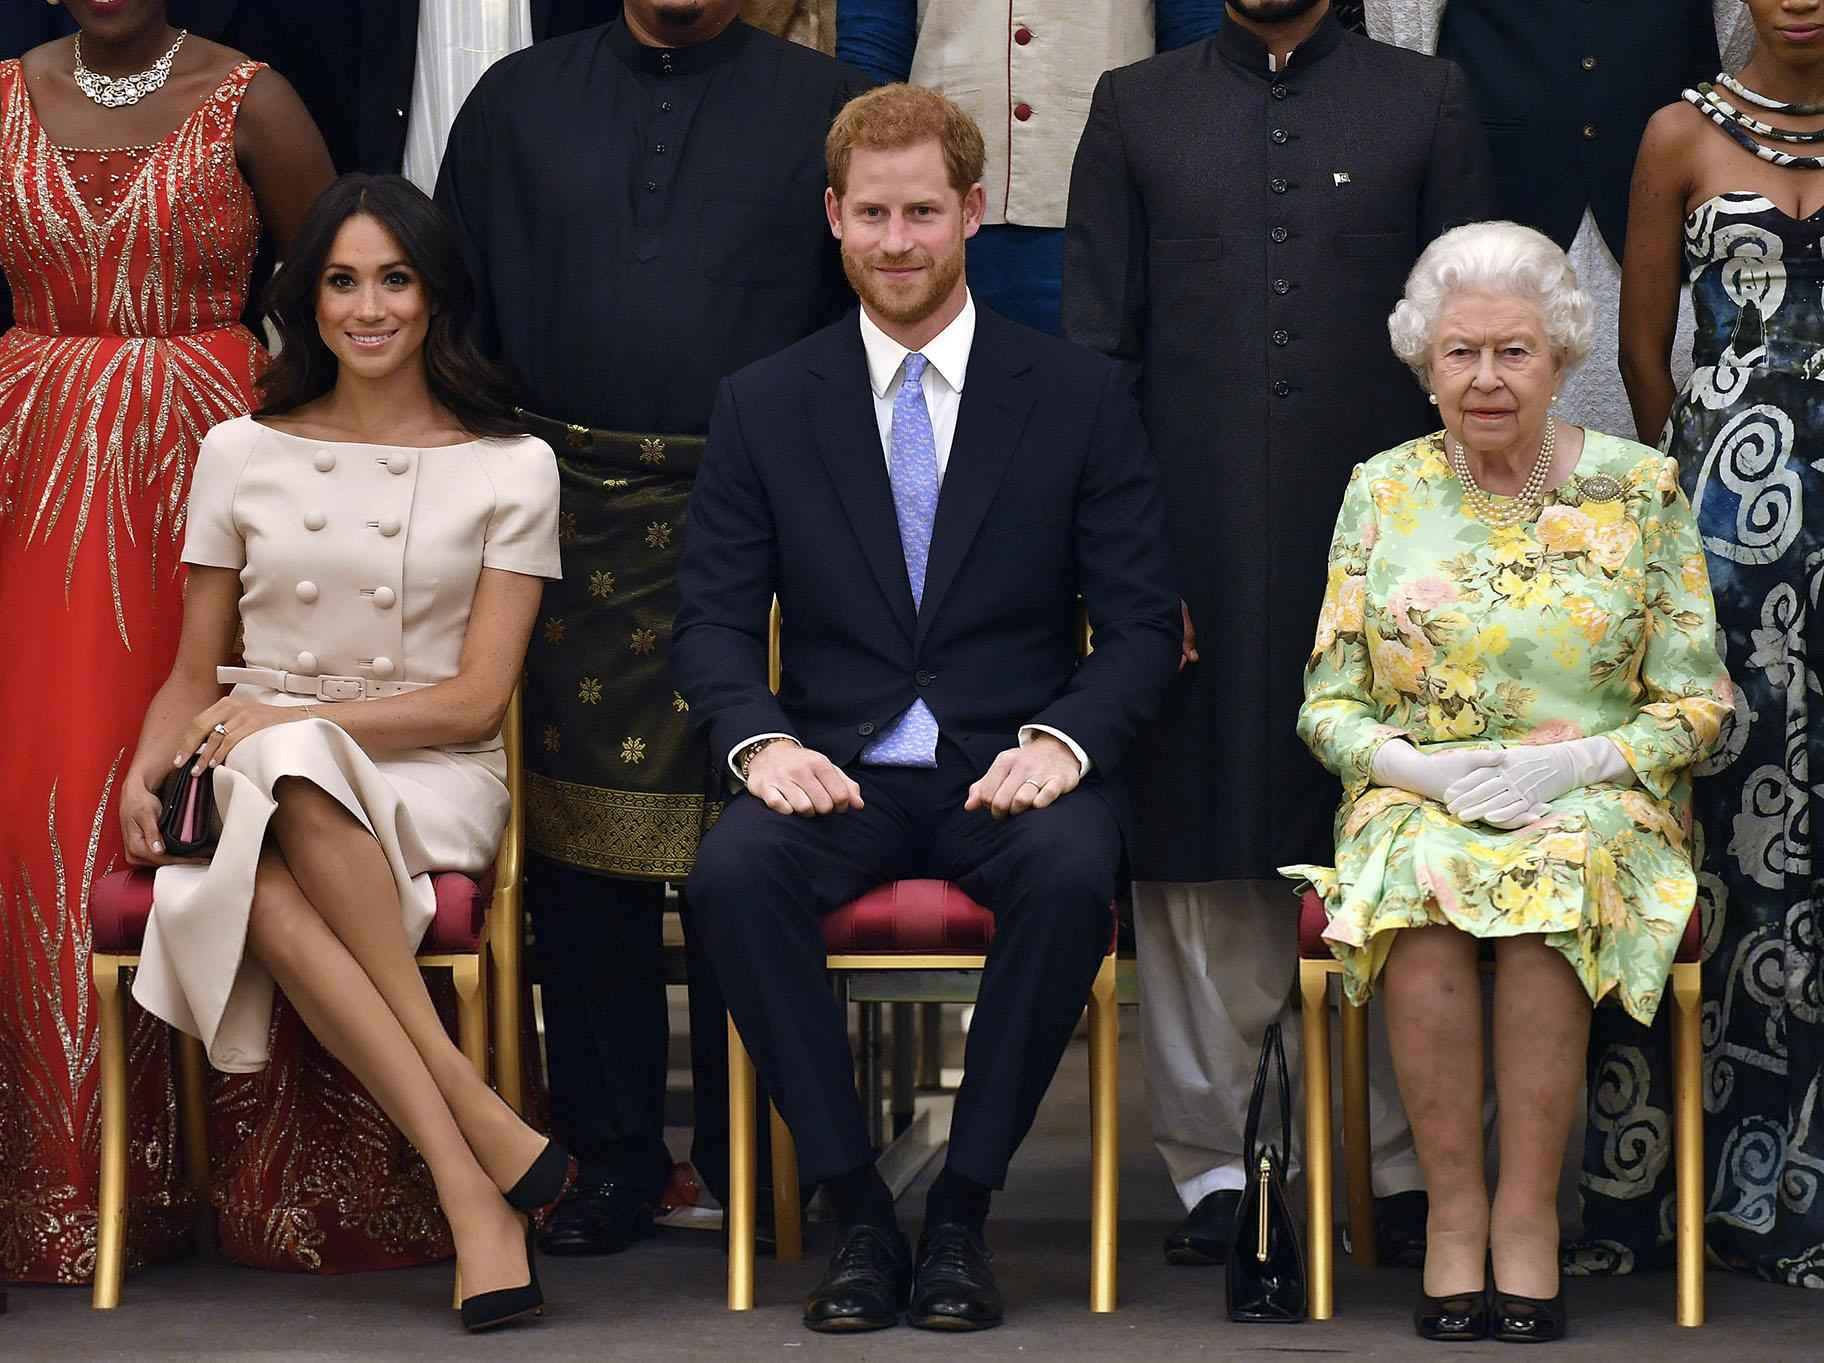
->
[316,677,366,702]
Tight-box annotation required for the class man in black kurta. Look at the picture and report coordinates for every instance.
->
[1062,0,1496,1262]
[436,4,866,1252]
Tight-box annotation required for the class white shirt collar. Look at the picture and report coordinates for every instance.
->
[859,289,976,399]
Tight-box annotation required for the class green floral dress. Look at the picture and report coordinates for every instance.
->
[1280,431,1733,1024]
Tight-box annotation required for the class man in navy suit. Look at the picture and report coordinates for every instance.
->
[673,84,1180,1333]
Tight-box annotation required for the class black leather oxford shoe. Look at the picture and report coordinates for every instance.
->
[1164,1189,1241,1265]
[908,1222,1003,1331]
[803,1224,912,1333]
[536,1180,655,1257]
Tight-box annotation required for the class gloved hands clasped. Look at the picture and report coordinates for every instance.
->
[1371,736,1636,830]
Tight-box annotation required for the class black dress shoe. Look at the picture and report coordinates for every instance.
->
[504,1138,574,1214]
[461,1220,544,1334]
[803,1223,912,1333]
[908,1222,1003,1331]
[536,1180,655,1257]
[1164,1189,1240,1265]
[1374,1190,1429,1269]
[1414,1286,1488,1342]
[1492,1288,1567,1343]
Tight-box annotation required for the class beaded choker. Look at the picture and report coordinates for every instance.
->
[1718,71,1824,116]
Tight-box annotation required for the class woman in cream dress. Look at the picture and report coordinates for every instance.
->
[120,175,567,1331]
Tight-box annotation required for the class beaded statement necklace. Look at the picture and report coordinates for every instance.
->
[73,29,187,109]
[1446,416,1556,531]
[1684,77,1824,170]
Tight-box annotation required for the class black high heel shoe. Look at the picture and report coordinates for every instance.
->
[460,1219,544,1334]
[1414,1285,1489,1341]
[504,1138,573,1214]
[1491,1287,1566,1343]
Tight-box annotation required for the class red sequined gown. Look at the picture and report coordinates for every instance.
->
[0,59,449,1282]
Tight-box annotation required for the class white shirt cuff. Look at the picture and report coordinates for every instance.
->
[1019,724,1092,777]
[726,732,797,781]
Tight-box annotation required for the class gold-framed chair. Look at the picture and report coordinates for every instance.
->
[723,604,1119,1314]
[1294,887,1706,1325]
[87,690,527,1308]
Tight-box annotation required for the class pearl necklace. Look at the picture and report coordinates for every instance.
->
[1447,415,1555,531]
[73,30,187,109]
[1718,71,1824,117]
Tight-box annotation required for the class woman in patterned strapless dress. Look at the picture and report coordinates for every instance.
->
[0,3,331,1284]
[1617,0,1824,1290]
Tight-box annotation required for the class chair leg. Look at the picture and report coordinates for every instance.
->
[727,1014,758,1310]
[175,1033,214,1254]
[1298,960,1335,1321]
[769,1102,803,1262]
[489,881,525,1116]
[452,956,488,1080]
[1339,995,1378,1269]
[1671,960,1705,1327]
[1087,955,1120,1313]
[90,954,129,1310]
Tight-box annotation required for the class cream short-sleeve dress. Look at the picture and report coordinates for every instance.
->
[133,415,561,1072]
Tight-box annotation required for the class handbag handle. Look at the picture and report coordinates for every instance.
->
[1242,1020,1294,1172]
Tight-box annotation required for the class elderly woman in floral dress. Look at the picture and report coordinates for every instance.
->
[1283,221,1733,1344]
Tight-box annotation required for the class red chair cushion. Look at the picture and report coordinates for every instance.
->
[90,865,496,955]
[822,880,996,954]
[1297,887,1702,964]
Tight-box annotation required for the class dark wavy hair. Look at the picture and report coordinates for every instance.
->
[256,174,523,437]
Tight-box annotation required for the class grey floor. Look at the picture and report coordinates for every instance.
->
[4,1016,1818,1361]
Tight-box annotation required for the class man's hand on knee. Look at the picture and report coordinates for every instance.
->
[965,735,1081,820]
[746,741,864,817]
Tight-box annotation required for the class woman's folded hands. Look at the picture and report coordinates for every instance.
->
[1371,736,1636,830]
[1442,736,1637,829]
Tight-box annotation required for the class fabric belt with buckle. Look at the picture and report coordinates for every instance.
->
[218,666,432,701]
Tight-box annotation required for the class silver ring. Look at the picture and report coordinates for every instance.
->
[212,723,229,735]
[1021,778,1044,791]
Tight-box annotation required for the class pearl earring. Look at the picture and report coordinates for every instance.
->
[1427,393,1438,405]
[1550,393,1560,404]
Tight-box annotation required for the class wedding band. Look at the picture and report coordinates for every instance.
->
[212,723,229,735]
[1021,778,1044,791]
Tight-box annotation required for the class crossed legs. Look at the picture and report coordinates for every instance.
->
[1382,925,1589,1299]
[245,777,546,1296]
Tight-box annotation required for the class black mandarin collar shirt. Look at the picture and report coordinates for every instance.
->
[1214,10,1343,78]
[436,18,869,435]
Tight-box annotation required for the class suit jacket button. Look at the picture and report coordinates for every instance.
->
[372,586,397,609]
[372,657,397,678]
[858,722,875,736]
[386,450,413,474]
[915,670,934,686]
[295,651,318,674]
[295,580,319,603]
[378,514,402,537]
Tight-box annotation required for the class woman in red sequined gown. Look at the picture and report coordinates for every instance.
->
[0,4,379,1284]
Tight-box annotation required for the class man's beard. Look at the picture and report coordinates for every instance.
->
[1226,0,1328,24]
[842,240,967,328]
[653,1,708,30]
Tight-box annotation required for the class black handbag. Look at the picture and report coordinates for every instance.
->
[155,761,217,857]
[1225,1020,1307,1323]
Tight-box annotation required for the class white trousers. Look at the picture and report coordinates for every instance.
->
[1134,879,1424,1210]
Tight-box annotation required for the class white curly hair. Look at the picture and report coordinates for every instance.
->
[1387,220,1595,389]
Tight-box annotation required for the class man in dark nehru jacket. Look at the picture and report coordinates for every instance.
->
[437,0,868,1256]
[1063,0,1496,1268]
[676,83,1179,1332]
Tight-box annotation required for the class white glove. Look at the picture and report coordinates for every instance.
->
[1444,736,1636,830]
[1370,740,1503,804]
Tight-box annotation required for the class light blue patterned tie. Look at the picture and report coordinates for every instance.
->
[861,352,941,767]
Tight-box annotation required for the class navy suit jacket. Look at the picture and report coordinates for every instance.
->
[672,305,1181,830]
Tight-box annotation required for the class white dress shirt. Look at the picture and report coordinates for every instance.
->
[402,0,533,194]
[727,291,1090,781]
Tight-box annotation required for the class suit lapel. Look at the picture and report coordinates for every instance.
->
[805,320,919,640]
[916,315,1034,649]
